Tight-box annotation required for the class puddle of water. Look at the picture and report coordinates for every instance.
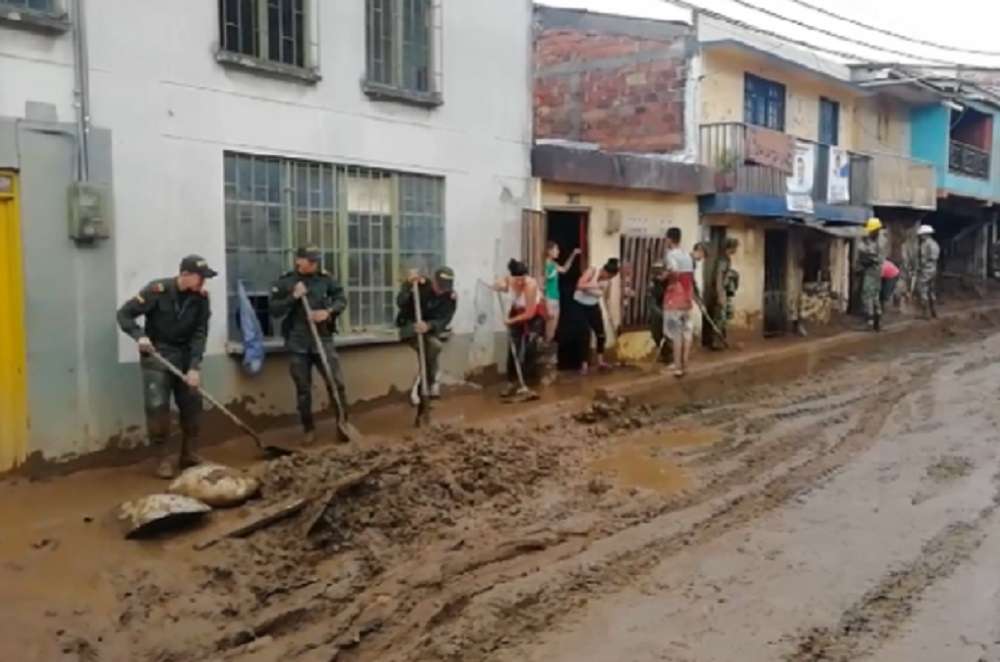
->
[588,425,720,495]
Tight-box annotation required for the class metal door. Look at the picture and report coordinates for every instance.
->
[0,171,27,472]
[763,229,788,336]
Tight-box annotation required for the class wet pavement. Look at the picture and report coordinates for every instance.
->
[2,306,1000,661]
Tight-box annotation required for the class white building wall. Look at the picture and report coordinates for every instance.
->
[2,0,534,361]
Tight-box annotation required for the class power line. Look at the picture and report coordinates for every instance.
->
[661,0,949,66]
[785,0,1000,58]
[704,0,969,66]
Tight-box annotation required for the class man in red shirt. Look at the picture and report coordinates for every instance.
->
[661,227,695,378]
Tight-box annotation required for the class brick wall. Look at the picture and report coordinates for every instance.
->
[534,19,692,154]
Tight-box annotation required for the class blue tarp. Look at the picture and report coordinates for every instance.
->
[237,281,265,375]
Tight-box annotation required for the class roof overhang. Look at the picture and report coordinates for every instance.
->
[532,143,715,196]
[700,40,865,97]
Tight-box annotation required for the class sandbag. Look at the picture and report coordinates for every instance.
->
[118,493,211,539]
[169,464,260,508]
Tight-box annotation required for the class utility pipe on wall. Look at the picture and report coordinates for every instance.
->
[71,0,91,182]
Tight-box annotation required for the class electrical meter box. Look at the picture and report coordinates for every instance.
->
[68,182,111,241]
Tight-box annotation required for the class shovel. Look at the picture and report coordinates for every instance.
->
[412,280,432,427]
[693,295,730,350]
[148,350,294,458]
[495,291,540,402]
[301,298,364,444]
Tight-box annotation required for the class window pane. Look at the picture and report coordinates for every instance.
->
[399,173,444,277]
[402,0,432,92]
[367,0,394,85]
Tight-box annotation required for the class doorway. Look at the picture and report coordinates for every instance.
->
[546,209,589,369]
[763,229,788,336]
[0,171,27,472]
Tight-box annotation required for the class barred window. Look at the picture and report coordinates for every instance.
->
[2,0,56,10]
[365,0,442,101]
[219,0,306,68]
[224,152,445,343]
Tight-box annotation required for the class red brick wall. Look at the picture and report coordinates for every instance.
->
[534,27,690,153]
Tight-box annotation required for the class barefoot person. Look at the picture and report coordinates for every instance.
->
[117,255,217,478]
[495,259,547,397]
[572,258,621,375]
[662,228,695,378]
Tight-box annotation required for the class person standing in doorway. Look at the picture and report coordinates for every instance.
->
[544,242,580,352]
[662,227,696,377]
[917,225,940,319]
[573,258,621,375]
[269,246,348,445]
[857,218,886,331]
[117,255,216,478]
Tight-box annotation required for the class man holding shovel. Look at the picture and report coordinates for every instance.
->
[117,255,216,479]
[269,246,348,445]
[396,266,458,409]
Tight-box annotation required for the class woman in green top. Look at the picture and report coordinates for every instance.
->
[544,241,580,342]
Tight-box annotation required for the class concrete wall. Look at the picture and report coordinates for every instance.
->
[540,182,700,332]
[0,0,533,466]
[699,50,860,150]
[533,6,692,154]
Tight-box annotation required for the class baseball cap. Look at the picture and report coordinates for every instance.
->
[433,266,455,291]
[179,255,218,278]
[295,245,322,262]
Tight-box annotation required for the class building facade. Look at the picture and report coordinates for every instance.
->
[531,7,711,362]
[0,0,534,470]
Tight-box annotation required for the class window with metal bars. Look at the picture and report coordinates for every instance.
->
[365,0,441,102]
[219,0,306,68]
[224,152,445,343]
[2,0,55,10]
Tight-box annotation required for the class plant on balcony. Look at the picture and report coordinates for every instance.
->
[714,150,740,192]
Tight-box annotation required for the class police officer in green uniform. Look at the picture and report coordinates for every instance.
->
[269,246,348,444]
[117,255,216,479]
[396,267,457,404]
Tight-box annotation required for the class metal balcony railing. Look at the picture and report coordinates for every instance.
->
[699,122,872,206]
[949,140,990,180]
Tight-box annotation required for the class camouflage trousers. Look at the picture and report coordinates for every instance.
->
[861,269,882,319]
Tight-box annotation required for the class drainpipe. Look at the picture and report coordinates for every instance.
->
[71,0,90,182]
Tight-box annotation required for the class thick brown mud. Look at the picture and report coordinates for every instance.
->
[3,309,1000,662]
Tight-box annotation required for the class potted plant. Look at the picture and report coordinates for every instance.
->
[714,150,740,192]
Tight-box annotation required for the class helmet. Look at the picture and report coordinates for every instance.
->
[917,225,935,236]
[865,218,883,234]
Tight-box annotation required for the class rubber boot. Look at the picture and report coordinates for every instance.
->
[179,437,206,469]
[873,311,882,332]
[155,452,180,480]
[302,429,317,446]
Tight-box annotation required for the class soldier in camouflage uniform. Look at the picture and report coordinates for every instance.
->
[269,246,348,445]
[857,218,886,331]
[711,238,741,350]
[117,255,216,479]
[917,225,940,319]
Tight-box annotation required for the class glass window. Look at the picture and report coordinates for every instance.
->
[366,0,435,94]
[219,0,305,68]
[224,152,445,341]
[744,74,786,132]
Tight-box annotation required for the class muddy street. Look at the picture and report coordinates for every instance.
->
[4,316,1000,662]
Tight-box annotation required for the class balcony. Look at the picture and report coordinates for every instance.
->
[699,122,871,207]
[949,140,990,180]
[866,152,936,210]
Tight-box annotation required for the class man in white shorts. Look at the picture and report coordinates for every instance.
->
[661,227,695,377]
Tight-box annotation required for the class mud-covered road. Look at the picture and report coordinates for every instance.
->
[5,314,1000,662]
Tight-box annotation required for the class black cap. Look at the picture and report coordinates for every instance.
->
[179,255,218,278]
[433,266,455,291]
[296,245,322,262]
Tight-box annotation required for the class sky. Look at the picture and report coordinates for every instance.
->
[537,0,1000,69]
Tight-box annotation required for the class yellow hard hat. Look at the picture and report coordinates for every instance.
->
[865,217,883,233]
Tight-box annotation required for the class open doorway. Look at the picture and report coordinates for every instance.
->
[546,209,589,370]
[763,229,788,336]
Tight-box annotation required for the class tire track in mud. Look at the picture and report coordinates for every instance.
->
[348,359,943,662]
[784,491,997,661]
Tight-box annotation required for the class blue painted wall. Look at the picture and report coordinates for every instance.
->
[911,102,1000,201]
